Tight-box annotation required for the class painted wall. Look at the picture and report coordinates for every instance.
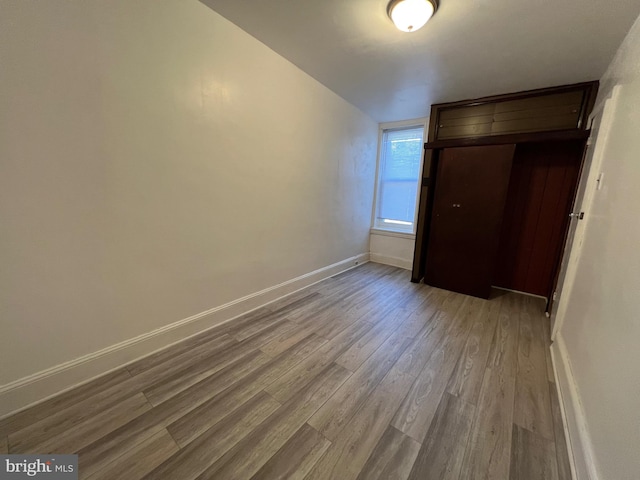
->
[0,0,377,393]
[369,232,415,270]
[554,13,640,480]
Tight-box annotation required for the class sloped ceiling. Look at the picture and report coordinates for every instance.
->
[200,0,640,122]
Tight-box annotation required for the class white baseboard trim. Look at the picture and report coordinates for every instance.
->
[370,253,412,271]
[0,253,369,419]
[551,334,600,480]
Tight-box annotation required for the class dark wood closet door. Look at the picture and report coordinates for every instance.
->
[425,145,515,298]
[493,141,584,298]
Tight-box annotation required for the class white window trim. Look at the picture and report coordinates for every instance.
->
[370,228,416,239]
[370,117,429,235]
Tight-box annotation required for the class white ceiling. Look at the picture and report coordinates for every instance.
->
[200,0,640,122]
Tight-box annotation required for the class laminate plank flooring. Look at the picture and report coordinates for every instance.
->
[250,423,331,480]
[549,381,572,480]
[509,424,559,480]
[87,429,179,480]
[407,392,475,480]
[458,293,521,480]
[355,425,421,480]
[513,297,554,440]
[2,263,569,479]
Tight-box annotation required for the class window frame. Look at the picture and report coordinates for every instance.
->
[371,118,428,236]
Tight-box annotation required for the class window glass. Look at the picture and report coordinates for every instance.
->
[375,126,424,232]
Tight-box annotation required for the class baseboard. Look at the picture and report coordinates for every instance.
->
[551,334,600,480]
[0,253,369,419]
[370,253,412,270]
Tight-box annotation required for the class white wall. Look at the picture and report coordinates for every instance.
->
[0,0,377,414]
[553,13,640,480]
[369,232,415,270]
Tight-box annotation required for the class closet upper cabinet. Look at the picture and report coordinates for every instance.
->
[430,83,597,142]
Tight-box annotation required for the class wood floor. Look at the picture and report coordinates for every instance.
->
[0,263,571,480]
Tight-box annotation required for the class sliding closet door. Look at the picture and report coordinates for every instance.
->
[425,145,515,298]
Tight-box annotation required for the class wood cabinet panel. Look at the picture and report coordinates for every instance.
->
[438,123,493,139]
[439,104,496,120]
[424,145,515,299]
[433,83,595,141]
[493,142,583,297]
[493,91,583,113]
[490,114,580,135]
[413,81,597,297]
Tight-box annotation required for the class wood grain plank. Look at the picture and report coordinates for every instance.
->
[10,393,151,455]
[0,369,132,437]
[142,338,272,406]
[267,291,322,317]
[458,293,520,480]
[308,327,414,440]
[233,312,292,342]
[263,319,372,403]
[407,393,475,480]
[304,367,414,480]
[7,377,152,454]
[291,270,399,326]
[440,113,495,128]
[492,91,583,113]
[394,290,460,377]
[142,392,281,480]
[438,122,493,139]
[493,104,580,122]
[334,312,402,371]
[125,334,238,393]
[549,381,572,480]
[459,368,516,480]
[126,329,236,377]
[394,309,448,377]
[319,264,396,296]
[250,423,331,480]
[392,297,473,442]
[196,363,352,479]
[167,333,326,446]
[509,424,559,480]
[0,419,10,439]
[85,429,179,480]
[0,436,7,454]
[77,334,322,478]
[299,271,406,337]
[439,103,496,120]
[312,284,404,341]
[106,324,286,409]
[260,321,322,357]
[355,425,421,480]
[331,279,435,374]
[513,298,554,440]
[446,297,500,404]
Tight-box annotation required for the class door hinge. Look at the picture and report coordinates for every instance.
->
[553,291,558,301]
[587,137,594,146]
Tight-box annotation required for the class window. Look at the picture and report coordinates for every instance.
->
[373,125,425,233]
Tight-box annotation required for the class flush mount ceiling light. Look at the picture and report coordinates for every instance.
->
[387,0,438,33]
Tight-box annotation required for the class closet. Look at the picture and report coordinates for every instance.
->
[411,82,598,309]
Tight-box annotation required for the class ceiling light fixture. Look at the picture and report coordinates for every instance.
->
[387,0,438,33]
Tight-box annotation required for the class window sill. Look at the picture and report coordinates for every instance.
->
[370,228,416,240]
